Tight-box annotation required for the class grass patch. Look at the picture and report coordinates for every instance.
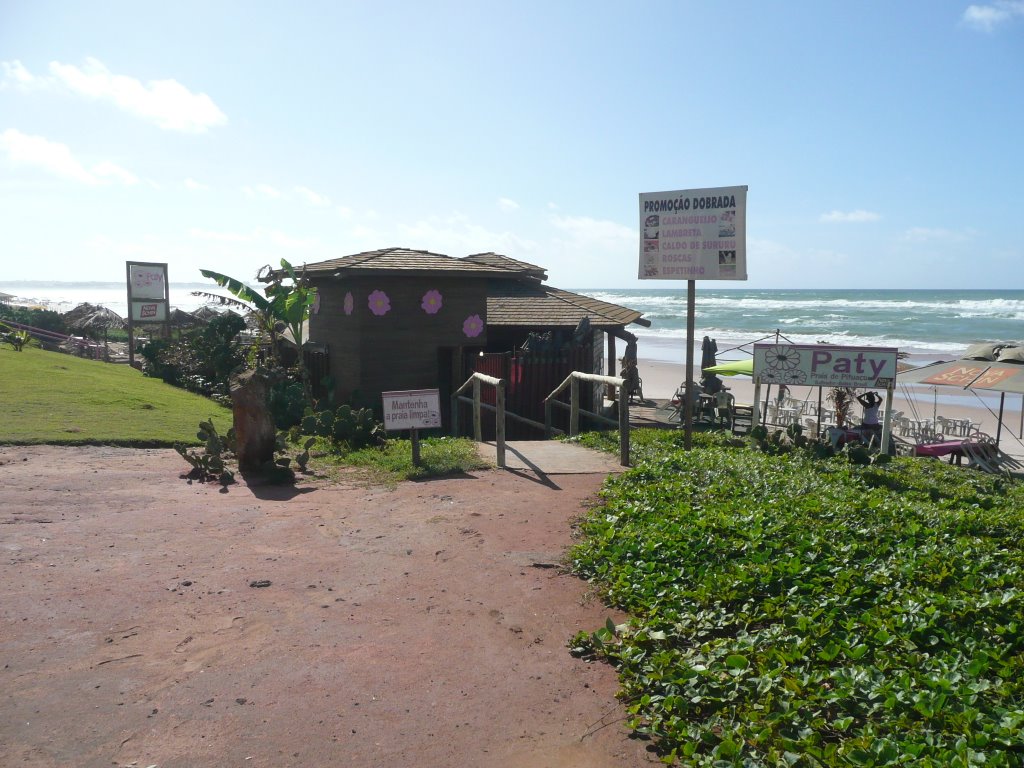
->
[569,432,1024,765]
[0,346,231,445]
[318,436,490,482]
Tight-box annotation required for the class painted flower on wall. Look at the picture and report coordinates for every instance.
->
[462,314,484,338]
[343,292,354,316]
[421,289,443,315]
[368,290,391,316]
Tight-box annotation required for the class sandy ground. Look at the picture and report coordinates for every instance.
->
[0,446,659,768]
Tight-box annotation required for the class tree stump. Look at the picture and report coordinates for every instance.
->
[230,369,276,473]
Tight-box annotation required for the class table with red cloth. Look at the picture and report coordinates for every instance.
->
[912,440,967,464]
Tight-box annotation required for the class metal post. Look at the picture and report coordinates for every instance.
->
[683,280,695,450]
[996,392,1005,448]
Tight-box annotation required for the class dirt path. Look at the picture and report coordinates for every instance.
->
[0,446,657,768]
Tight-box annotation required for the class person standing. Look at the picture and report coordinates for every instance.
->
[857,391,883,433]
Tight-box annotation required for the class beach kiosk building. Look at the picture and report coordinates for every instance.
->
[294,247,649,435]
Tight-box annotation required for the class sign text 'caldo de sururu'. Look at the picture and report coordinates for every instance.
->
[639,185,747,281]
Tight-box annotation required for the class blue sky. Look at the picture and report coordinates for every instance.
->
[1,0,1021,290]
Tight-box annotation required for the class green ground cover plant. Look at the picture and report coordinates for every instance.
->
[569,431,1024,766]
[340,436,490,481]
[0,347,231,445]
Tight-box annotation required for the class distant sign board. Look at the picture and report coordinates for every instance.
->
[382,389,442,431]
[753,343,898,389]
[639,185,747,280]
[131,300,168,322]
[128,263,168,300]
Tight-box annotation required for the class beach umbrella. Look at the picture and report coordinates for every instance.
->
[68,306,126,358]
[169,307,204,329]
[64,302,106,326]
[69,306,126,332]
[192,305,222,322]
[703,358,754,377]
[898,352,1024,446]
[700,335,718,371]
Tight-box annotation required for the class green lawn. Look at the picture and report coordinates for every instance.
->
[0,346,231,445]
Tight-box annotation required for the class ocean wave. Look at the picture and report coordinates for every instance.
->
[634,326,965,356]
[584,291,1024,317]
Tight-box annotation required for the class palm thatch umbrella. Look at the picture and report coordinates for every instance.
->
[169,307,204,329]
[68,305,126,357]
[192,305,222,322]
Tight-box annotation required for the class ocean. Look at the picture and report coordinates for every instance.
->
[2,281,1022,364]
[580,288,1024,364]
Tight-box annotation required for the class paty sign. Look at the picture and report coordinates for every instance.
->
[753,343,898,389]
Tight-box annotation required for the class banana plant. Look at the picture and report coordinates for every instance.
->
[0,322,33,351]
[193,259,317,378]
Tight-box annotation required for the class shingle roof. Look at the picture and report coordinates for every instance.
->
[486,282,649,328]
[299,247,523,277]
[462,252,546,280]
[295,247,647,329]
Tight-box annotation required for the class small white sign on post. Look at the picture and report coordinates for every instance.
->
[381,389,442,431]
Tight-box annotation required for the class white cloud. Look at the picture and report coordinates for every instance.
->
[184,178,208,190]
[294,185,331,207]
[498,197,520,212]
[1,57,227,133]
[963,1,1024,31]
[0,128,137,185]
[0,60,35,89]
[819,209,881,223]
[91,160,138,186]
[243,183,282,199]
[336,205,354,219]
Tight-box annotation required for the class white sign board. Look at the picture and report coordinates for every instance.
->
[639,185,747,280]
[128,263,168,300]
[131,300,168,322]
[382,389,442,431]
[753,344,898,389]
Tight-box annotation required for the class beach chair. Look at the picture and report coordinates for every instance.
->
[961,437,1024,477]
[714,390,735,428]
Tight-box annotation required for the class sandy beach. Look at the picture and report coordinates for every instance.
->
[632,348,1024,458]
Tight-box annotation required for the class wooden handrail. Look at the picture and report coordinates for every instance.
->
[544,372,630,466]
[451,372,506,468]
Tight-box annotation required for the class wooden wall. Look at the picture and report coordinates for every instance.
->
[309,275,488,408]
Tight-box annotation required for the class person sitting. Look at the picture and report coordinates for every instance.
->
[701,373,725,395]
[715,389,735,427]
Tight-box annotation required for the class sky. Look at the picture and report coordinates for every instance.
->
[1,0,1022,290]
